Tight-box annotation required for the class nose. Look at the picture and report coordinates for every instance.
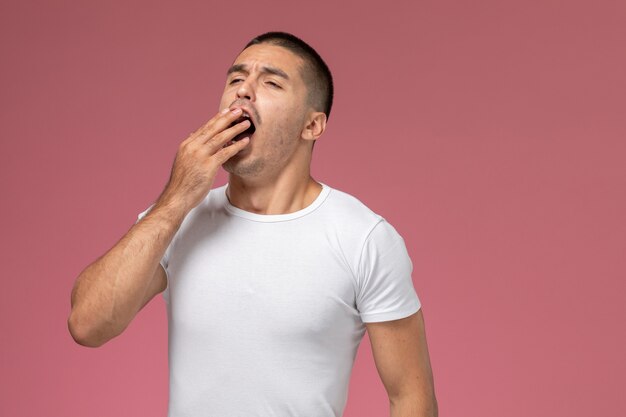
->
[236,77,255,101]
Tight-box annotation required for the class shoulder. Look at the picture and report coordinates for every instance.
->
[317,183,404,264]
[321,183,408,255]
[201,183,229,211]
[135,183,228,238]
[321,183,384,232]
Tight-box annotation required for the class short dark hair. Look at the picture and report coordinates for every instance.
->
[243,31,334,122]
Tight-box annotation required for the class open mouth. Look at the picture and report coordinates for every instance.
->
[229,112,256,142]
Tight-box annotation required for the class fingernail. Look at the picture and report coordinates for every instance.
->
[231,108,242,114]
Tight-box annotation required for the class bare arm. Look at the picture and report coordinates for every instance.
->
[366,309,438,417]
[67,199,185,347]
[67,106,252,347]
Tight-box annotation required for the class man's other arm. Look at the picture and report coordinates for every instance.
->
[366,309,438,417]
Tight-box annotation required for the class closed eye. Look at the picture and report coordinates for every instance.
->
[266,81,281,88]
[229,78,243,84]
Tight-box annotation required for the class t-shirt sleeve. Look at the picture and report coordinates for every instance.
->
[356,218,421,323]
[135,204,171,304]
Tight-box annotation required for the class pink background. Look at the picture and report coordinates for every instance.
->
[1,0,624,416]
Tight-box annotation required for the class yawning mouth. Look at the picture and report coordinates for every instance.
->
[229,111,256,142]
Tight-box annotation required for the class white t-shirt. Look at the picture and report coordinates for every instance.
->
[136,182,421,417]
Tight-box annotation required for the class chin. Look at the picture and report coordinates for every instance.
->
[223,155,265,178]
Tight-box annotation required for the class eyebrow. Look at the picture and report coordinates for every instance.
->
[226,63,291,81]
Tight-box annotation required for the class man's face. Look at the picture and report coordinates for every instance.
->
[218,43,312,178]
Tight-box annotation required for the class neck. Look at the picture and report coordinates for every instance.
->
[226,170,322,216]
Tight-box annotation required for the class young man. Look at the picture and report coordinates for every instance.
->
[69,32,438,417]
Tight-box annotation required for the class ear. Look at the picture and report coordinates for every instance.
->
[300,111,327,142]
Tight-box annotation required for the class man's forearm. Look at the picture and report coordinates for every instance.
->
[68,197,187,346]
[390,394,438,417]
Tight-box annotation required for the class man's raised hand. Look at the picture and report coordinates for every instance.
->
[157,107,251,213]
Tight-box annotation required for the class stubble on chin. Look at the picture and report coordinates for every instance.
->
[223,155,265,177]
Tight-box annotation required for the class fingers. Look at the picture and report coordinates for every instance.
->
[202,108,246,141]
[209,118,251,149]
[182,107,241,145]
[213,136,250,163]
[203,107,240,137]
[204,108,250,145]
